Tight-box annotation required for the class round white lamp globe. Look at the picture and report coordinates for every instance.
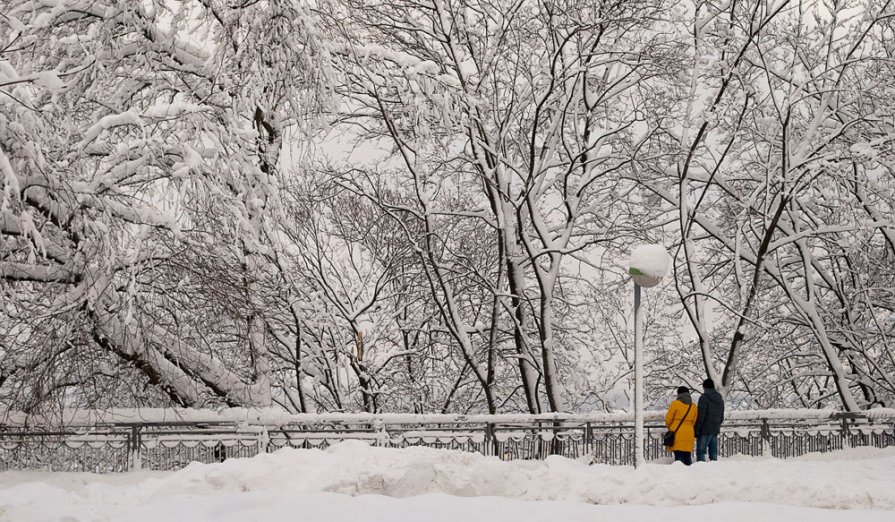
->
[628,244,671,288]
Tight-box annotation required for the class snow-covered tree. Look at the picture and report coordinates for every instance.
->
[2,0,891,414]
[321,0,675,412]
[0,0,329,411]
[636,0,895,409]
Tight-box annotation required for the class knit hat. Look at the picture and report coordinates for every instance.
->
[702,378,715,389]
[676,386,689,394]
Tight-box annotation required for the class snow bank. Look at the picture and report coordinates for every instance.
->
[0,442,892,521]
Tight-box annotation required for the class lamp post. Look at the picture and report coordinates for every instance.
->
[628,244,670,468]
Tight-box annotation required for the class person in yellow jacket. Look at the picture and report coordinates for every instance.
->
[664,386,698,465]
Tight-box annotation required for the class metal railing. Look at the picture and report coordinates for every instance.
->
[1,409,892,472]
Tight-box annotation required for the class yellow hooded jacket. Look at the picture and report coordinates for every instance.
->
[664,399,698,452]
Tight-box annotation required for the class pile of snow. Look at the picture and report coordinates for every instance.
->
[0,442,893,521]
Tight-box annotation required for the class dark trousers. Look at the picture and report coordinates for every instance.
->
[673,451,692,466]
[696,434,719,461]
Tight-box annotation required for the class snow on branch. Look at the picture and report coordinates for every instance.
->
[78,113,147,151]
[0,261,79,283]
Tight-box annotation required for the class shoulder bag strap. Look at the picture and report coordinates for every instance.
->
[673,403,693,433]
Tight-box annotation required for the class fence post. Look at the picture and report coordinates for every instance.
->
[129,425,142,472]
[550,420,562,456]
[260,426,270,455]
[644,426,650,462]
[373,419,388,447]
[760,418,771,457]
[840,415,851,450]
[484,422,495,457]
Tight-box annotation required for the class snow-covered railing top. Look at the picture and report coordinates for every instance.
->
[2,407,894,428]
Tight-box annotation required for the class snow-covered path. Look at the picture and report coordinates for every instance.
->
[1,442,892,521]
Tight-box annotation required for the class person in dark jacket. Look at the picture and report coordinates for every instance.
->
[694,378,725,462]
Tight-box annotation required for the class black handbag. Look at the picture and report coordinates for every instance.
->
[662,430,675,447]
[663,403,693,447]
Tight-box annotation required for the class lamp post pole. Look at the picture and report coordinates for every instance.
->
[634,282,644,469]
[628,244,670,469]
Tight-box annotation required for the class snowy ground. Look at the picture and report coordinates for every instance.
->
[0,443,893,522]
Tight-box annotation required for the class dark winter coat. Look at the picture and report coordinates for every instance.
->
[694,388,725,436]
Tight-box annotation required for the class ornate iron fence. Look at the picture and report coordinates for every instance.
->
[1,410,892,472]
